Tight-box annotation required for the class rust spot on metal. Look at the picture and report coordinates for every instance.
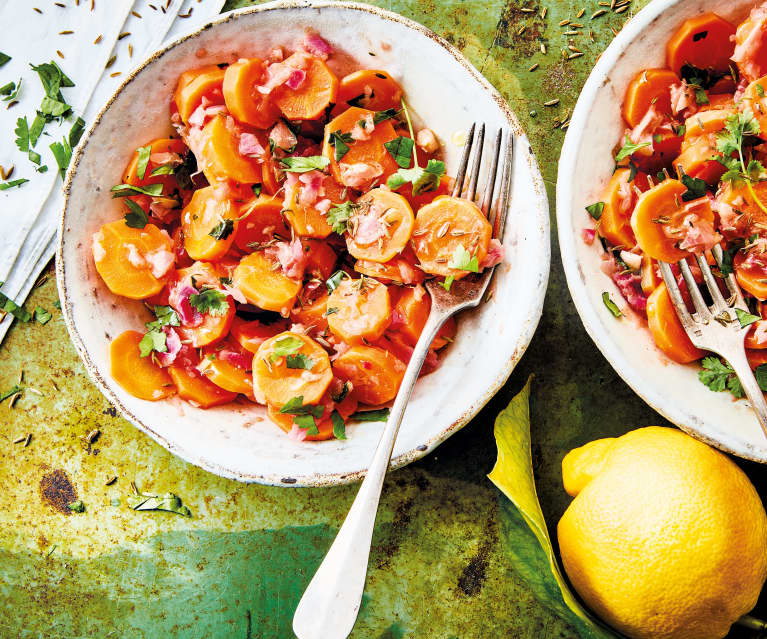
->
[39,469,77,515]
[457,539,491,596]
[493,1,545,56]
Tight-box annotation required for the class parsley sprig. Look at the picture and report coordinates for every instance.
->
[716,110,767,215]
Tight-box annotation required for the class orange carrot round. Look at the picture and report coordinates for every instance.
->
[666,12,736,75]
[222,58,281,129]
[303,239,337,280]
[646,282,705,364]
[198,114,263,185]
[122,138,188,196]
[411,196,492,278]
[742,76,767,140]
[110,330,176,401]
[200,339,254,395]
[346,188,414,263]
[272,54,339,120]
[181,186,239,261]
[93,220,174,300]
[332,345,406,405]
[174,65,226,125]
[597,168,640,250]
[622,69,679,127]
[233,195,290,252]
[735,251,767,300]
[230,317,289,354]
[327,277,391,345]
[336,69,403,111]
[232,251,302,314]
[253,332,333,407]
[630,178,692,262]
[168,364,238,408]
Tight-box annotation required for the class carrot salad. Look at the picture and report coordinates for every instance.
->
[585,5,767,397]
[92,32,504,441]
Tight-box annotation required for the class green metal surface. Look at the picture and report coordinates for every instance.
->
[3,0,767,637]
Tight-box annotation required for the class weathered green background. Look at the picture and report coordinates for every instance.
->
[3,1,767,637]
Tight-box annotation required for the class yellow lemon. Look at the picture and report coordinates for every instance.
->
[557,426,767,639]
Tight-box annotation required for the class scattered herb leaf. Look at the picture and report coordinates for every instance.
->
[136,145,152,180]
[67,500,85,513]
[326,201,354,234]
[127,484,192,517]
[189,288,229,316]
[209,219,235,240]
[331,410,346,440]
[602,291,622,318]
[326,270,349,293]
[447,245,479,273]
[111,182,163,198]
[270,335,304,362]
[615,135,650,162]
[328,130,353,161]
[351,408,390,422]
[735,308,761,328]
[124,199,149,228]
[286,353,315,370]
[34,307,51,325]
[279,156,330,173]
[0,178,29,190]
[384,136,414,168]
[585,201,604,220]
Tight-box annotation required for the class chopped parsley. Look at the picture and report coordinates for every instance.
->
[139,329,167,358]
[350,408,390,422]
[67,500,85,513]
[111,182,163,198]
[387,158,446,195]
[34,306,52,325]
[135,145,152,180]
[373,108,399,124]
[384,136,414,169]
[123,199,149,229]
[188,288,229,316]
[585,201,605,220]
[279,156,330,173]
[679,170,707,202]
[50,116,86,179]
[127,483,192,517]
[286,353,315,370]
[326,270,350,293]
[716,110,765,192]
[0,79,22,102]
[0,178,29,190]
[279,395,324,435]
[0,285,31,322]
[615,135,650,162]
[328,130,353,161]
[447,245,479,272]
[146,305,180,331]
[331,410,346,439]
[602,291,622,318]
[270,335,304,362]
[441,276,455,291]
[699,356,745,398]
[150,164,175,176]
[0,53,10,68]
[209,219,235,240]
[735,308,761,328]
[326,201,355,234]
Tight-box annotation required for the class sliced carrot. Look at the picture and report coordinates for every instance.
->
[253,332,333,407]
[110,330,176,401]
[198,114,263,185]
[735,12,767,81]
[272,54,339,120]
[646,282,705,364]
[683,108,733,139]
[674,134,726,184]
[230,317,290,354]
[640,255,662,296]
[266,404,335,440]
[327,277,391,345]
[123,138,188,196]
[748,349,767,369]
[336,69,403,111]
[200,339,254,395]
[181,186,239,261]
[168,364,237,408]
[332,345,406,405]
[283,180,333,238]
[717,180,767,229]
[222,58,281,129]
[291,291,329,334]
[93,220,174,300]
[322,106,400,187]
[622,69,680,127]
[666,12,736,75]
[392,284,430,346]
[346,188,414,263]
[735,251,767,300]
[261,149,281,196]
[176,297,235,348]
[597,168,639,249]
[174,65,226,125]
[232,251,302,314]
[397,174,451,213]
[632,180,716,262]
[700,92,736,110]
[354,247,424,285]
[742,76,767,139]
[303,239,337,280]
[411,195,492,277]
[233,195,289,252]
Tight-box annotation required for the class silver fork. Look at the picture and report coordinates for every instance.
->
[659,247,767,437]
[292,123,515,639]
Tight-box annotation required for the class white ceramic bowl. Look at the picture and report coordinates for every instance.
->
[557,0,767,461]
[57,1,549,485]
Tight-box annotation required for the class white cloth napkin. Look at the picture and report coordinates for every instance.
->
[0,0,227,345]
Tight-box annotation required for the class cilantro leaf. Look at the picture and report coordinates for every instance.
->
[602,291,622,318]
[136,145,152,180]
[145,305,180,331]
[615,135,651,162]
[279,395,325,434]
[286,353,315,370]
[40,95,70,117]
[585,201,604,220]
[0,178,28,191]
[735,308,761,328]
[679,170,707,201]
[0,52,10,68]
[293,414,320,434]
[270,335,304,362]
[331,410,346,440]
[279,156,330,173]
[699,356,745,398]
[328,130,353,161]
[67,500,85,513]
[124,199,148,228]
[111,183,163,198]
[350,408,390,422]
[326,201,354,234]
[0,79,21,102]
[209,219,235,240]
[755,364,767,392]
[34,307,51,325]
[330,381,350,403]
[373,108,399,124]
[387,159,445,195]
[441,275,455,291]
[718,242,742,276]
[150,165,175,176]
[69,116,85,148]
[384,136,414,168]
[447,245,479,273]
[50,138,72,179]
[139,329,167,357]
[188,288,229,316]
[728,374,745,399]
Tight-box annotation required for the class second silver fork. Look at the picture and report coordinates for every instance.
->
[659,246,767,437]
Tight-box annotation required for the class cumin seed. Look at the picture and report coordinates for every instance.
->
[60,30,73,35]
[12,435,25,444]
[611,0,616,8]
[23,432,31,447]
[559,19,570,26]
[56,50,65,59]
[105,476,117,486]
[149,3,157,9]
[569,45,582,53]
[563,30,579,35]
[179,8,193,18]
[90,0,94,9]
[33,7,42,13]
[94,34,102,43]
[520,7,534,12]
[570,22,583,27]
[9,392,21,409]
[592,9,607,18]
[616,5,629,13]
[118,31,130,40]
[85,429,100,444]
[540,42,547,54]
[436,222,450,238]
[6,100,17,110]
[55,2,65,6]
[611,26,619,36]
[529,63,539,72]
[105,55,116,68]
[128,44,133,57]
[110,71,121,77]
[541,6,547,18]
[131,10,142,18]
[589,30,595,42]
[576,8,585,17]
[544,99,559,107]
[517,25,526,35]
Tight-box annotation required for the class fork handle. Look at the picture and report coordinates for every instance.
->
[726,348,767,439]
[292,309,451,639]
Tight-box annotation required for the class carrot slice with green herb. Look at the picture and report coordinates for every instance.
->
[168,364,238,408]
[327,277,391,345]
[735,251,767,300]
[346,188,414,263]
[622,69,679,127]
[110,330,176,401]
[332,345,406,405]
[198,114,262,184]
[336,69,403,111]
[666,12,736,75]
[174,65,226,124]
[181,186,239,261]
